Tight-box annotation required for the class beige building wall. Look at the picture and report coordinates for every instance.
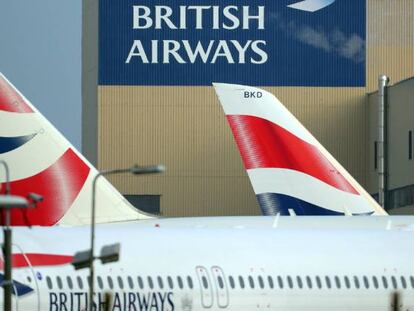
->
[94,1,414,216]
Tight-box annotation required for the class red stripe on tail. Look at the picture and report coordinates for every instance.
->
[0,76,33,113]
[227,115,358,194]
[0,149,90,226]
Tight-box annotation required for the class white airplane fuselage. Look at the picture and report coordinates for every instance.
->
[4,217,414,311]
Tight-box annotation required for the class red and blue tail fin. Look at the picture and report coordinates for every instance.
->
[213,83,386,216]
[0,73,153,226]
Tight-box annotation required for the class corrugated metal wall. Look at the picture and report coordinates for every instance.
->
[95,0,414,216]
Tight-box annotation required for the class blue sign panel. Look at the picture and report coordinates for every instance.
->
[99,0,365,86]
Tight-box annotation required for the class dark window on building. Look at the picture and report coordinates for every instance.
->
[239,276,245,289]
[374,141,378,170]
[409,131,413,160]
[124,195,161,214]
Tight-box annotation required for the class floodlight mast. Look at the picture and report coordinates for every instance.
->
[88,164,165,311]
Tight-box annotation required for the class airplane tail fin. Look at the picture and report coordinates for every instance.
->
[213,83,387,216]
[0,73,154,226]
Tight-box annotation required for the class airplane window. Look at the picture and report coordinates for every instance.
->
[325,276,331,289]
[167,276,174,289]
[315,276,322,289]
[344,276,350,289]
[177,276,183,289]
[353,276,360,289]
[27,276,32,283]
[46,276,53,289]
[77,276,83,290]
[118,276,124,289]
[202,276,208,289]
[372,276,379,289]
[296,276,303,289]
[158,276,164,289]
[391,276,397,289]
[218,276,224,289]
[267,276,274,289]
[287,276,293,289]
[277,276,284,289]
[127,276,134,289]
[410,276,414,288]
[87,276,91,287]
[107,276,114,290]
[306,276,312,289]
[228,276,235,289]
[97,276,103,290]
[248,276,255,289]
[187,276,194,289]
[137,277,144,289]
[382,276,388,289]
[334,276,341,289]
[401,276,407,289]
[66,276,73,290]
[363,276,369,289]
[148,277,154,289]
[258,276,264,289]
[56,276,63,290]
[238,276,245,289]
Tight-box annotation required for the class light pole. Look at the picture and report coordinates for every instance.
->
[88,164,165,310]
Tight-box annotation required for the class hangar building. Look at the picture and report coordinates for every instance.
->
[82,0,414,216]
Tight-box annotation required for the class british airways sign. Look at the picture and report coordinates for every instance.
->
[99,0,365,86]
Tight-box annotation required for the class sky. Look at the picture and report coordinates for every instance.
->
[0,1,82,149]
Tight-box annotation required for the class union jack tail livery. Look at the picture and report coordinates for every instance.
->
[0,73,153,226]
[213,83,386,216]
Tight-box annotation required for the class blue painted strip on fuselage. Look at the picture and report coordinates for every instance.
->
[0,134,36,154]
[0,274,34,296]
[256,192,343,216]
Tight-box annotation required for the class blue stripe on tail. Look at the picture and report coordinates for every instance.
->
[0,134,36,154]
[256,193,374,216]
